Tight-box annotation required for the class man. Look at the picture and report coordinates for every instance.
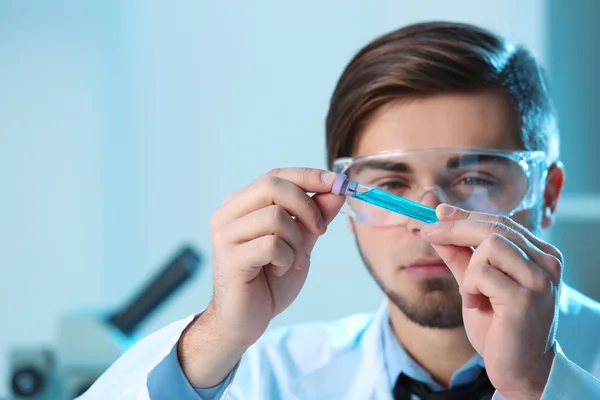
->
[81,21,600,399]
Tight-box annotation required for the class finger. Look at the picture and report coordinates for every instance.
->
[224,168,337,208]
[302,192,346,251]
[424,216,561,284]
[461,263,522,309]
[266,168,338,192]
[213,175,328,235]
[469,233,551,290]
[437,204,563,271]
[218,205,307,256]
[422,219,546,267]
[431,243,473,283]
[313,192,346,225]
[228,235,296,281]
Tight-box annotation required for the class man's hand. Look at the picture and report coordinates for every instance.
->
[421,204,562,399]
[179,168,345,388]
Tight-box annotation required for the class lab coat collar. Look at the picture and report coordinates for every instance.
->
[291,300,393,400]
[289,285,579,399]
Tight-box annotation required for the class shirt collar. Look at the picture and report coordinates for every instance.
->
[380,302,486,391]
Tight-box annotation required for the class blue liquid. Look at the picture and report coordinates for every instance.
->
[354,188,439,224]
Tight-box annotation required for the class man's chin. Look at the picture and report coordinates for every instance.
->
[386,286,464,329]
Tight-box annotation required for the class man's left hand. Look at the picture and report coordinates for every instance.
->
[421,204,563,400]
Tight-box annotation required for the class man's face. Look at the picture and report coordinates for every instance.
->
[350,90,539,329]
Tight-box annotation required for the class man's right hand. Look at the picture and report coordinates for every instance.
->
[178,168,345,388]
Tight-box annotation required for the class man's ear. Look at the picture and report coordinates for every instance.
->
[542,161,565,229]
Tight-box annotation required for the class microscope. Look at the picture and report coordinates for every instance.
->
[6,245,202,400]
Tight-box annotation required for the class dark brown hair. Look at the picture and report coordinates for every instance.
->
[325,21,558,167]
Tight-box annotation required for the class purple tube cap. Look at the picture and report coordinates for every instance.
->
[331,173,347,195]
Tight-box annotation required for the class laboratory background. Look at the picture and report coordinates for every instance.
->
[1,1,599,399]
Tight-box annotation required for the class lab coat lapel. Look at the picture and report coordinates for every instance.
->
[291,302,393,400]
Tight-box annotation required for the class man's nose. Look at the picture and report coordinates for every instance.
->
[407,188,445,233]
[414,187,446,208]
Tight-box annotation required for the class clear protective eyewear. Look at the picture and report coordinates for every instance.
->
[332,147,548,226]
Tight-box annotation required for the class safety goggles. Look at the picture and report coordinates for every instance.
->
[332,147,548,226]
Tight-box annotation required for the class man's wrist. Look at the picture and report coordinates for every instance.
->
[500,346,556,400]
[178,308,248,389]
[528,343,557,398]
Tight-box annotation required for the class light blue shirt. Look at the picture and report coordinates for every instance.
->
[380,306,491,399]
[146,341,232,399]
[146,307,487,399]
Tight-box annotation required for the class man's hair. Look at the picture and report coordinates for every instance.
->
[325,21,559,167]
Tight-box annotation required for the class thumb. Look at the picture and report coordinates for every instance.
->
[431,243,472,283]
[304,192,345,252]
[313,192,345,225]
[432,243,484,308]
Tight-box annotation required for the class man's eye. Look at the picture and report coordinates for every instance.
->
[377,181,409,190]
[457,176,495,187]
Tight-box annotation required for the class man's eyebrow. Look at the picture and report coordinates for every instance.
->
[353,160,413,174]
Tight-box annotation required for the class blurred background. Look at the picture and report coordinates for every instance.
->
[1,0,599,398]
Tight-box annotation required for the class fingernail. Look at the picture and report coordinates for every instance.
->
[317,215,325,230]
[439,204,456,217]
[321,171,337,185]
[296,252,311,270]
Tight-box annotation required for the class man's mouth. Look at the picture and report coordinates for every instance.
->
[403,258,453,278]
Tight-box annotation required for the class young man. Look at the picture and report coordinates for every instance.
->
[81,22,600,399]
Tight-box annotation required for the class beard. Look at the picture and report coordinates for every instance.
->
[352,204,544,329]
[355,238,464,329]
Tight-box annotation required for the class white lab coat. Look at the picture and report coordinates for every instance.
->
[81,284,600,399]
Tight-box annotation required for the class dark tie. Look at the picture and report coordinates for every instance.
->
[393,369,495,400]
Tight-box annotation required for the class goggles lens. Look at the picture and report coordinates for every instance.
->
[334,149,545,226]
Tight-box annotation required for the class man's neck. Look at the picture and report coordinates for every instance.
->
[388,300,478,388]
